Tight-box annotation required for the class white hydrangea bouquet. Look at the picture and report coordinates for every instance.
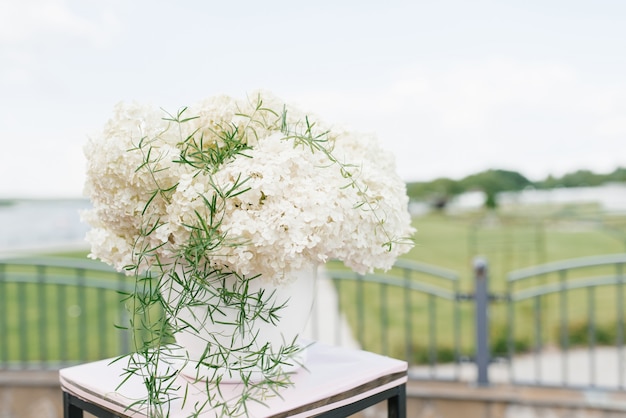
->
[82,91,415,416]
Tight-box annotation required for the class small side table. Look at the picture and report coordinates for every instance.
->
[60,343,407,417]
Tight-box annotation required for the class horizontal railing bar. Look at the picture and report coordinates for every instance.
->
[512,275,624,301]
[1,272,135,292]
[0,257,118,273]
[393,259,460,281]
[326,270,456,300]
[508,253,626,282]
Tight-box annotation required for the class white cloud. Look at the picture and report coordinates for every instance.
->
[8,55,607,195]
[0,127,87,198]
[0,0,119,46]
[2,1,626,197]
[0,49,36,85]
[292,58,626,182]
[596,117,626,136]
[0,0,122,97]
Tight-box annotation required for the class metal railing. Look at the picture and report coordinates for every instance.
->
[3,253,626,393]
[504,253,626,390]
[324,259,465,381]
[0,256,134,369]
[1,256,466,376]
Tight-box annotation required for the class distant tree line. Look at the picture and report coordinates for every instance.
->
[406,167,626,209]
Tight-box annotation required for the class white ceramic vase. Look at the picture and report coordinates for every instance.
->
[162,264,317,383]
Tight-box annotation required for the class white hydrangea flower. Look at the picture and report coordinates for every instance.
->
[82,91,415,284]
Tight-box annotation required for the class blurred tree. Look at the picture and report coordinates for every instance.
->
[405,177,464,209]
[460,169,532,209]
[460,169,532,194]
[405,167,626,207]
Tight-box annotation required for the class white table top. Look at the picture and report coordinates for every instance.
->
[60,342,407,417]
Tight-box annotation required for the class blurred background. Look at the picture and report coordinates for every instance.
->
[2,1,626,417]
[2,0,626,198]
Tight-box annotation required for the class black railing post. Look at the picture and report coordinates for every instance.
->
[474,257,490,386]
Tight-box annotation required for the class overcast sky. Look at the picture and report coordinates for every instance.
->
[2,0,626,198]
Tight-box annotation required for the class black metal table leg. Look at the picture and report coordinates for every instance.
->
[64,392,83,418]
[388,384,406,418]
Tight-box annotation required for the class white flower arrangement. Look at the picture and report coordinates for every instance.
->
[81,91,415,416]
[82,91,414,283]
